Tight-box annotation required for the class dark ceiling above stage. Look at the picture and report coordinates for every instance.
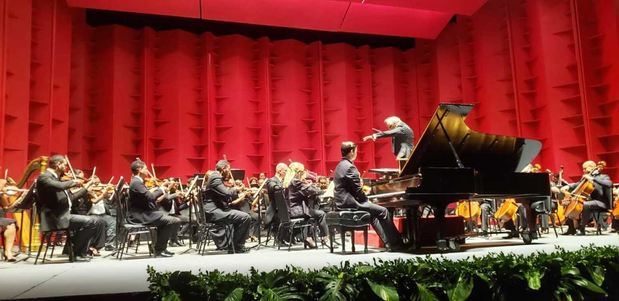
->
[67,0,488,39]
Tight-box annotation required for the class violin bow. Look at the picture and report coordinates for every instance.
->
[64,155,78,181]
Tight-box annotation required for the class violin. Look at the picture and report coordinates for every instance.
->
[0,178,28,210]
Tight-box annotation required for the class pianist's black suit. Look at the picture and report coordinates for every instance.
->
[128,176,181,253]
[333,158,403,248]
[36,170,105,257]
[374,122,414,159]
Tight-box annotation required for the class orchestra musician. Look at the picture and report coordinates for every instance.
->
[68,169,114,253]
[284,162,329,248]
[36,155,106,262]
[157,179,189,247]
[265,163,287,229]
[333,141,404,251]
[0,179,18,262]
[202,160,251,253]
[561,160,613,235]
[317,176,330,191]
[231,180,259,241]
[128,160,181,257]
[362,116,414,161]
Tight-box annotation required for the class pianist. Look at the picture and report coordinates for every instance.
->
[333,141,404,251]
[362,116,414,161]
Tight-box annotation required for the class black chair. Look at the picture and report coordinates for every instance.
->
[114,177,156,260]
[272,189,316,251]
[34,228,74,264]
[193,196,235,254]
[325,209,371,254]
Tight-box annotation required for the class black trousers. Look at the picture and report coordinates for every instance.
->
[353,201,403,247]
[148,215,181,252]
[68,214,105,256]
[90,214,116,248]
[204,203,251,249]
[308,208,328,238]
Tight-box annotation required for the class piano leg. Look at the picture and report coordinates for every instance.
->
[434,204,461,252]
[405,206,421,250]
[434,205,446,242]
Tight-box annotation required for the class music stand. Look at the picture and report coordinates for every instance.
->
[103,177,125,258]
[180,176,201,254]
[9,180,38,261]
[230,169,245,181]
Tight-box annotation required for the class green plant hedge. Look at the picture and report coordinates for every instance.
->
[148,245,619,301]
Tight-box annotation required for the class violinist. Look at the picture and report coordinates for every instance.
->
[284,162,329,248]
[128,160,181,257]
[230,180,259,242]
[0,179,18,262]
[362,116,414,161]
[265,163,287,229]
[157,179,189,248]
[317,176,329,191]
[64,169,107,255]
[81,172,117,252]
[36,155,105,262]
[202,160,251,253]
[333,142,404,251]
[561,160,613,235]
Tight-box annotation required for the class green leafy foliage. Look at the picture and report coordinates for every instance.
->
[148,245,619,301]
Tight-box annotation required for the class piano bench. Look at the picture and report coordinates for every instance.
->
[326,211,371,254]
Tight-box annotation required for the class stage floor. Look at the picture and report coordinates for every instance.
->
[1,227,618,300]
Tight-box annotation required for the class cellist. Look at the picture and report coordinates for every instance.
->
[561,160,613,235]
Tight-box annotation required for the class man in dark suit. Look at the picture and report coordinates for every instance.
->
[333,142,404,251]
[264,163,287,226]
[363,116,414,160]
[36,155,105,261]
[128,160,181,257]
[561,160,613,235]
[202,160,251,253]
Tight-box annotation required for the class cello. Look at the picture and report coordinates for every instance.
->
[562,162,603,220]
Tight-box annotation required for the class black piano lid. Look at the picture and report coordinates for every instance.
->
[399,103,542,176]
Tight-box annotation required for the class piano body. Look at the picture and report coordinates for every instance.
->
[368,103,550,250]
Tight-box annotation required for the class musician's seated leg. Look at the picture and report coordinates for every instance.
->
[168,215,189,247]
[69,214,106,257]
[480,202,492,234]
[355,202,403,251]
[1,219,17,261]
[578,200,607,235]
[308,208,328,243]
[530,200,545,234]
[148,215,182,255]
[563,218,577,235]
[210,208,251,251]
[99,214,117,251]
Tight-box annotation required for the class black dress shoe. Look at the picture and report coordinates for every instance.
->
[155,252,173,258]
[169,241,181,247]
[74,256,91,262]
[562,229,577,236]
[503,232,519,239]
[233,246,250,253]
[162,249,175,255]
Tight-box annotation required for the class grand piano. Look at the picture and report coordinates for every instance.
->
[368,103,550,250]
